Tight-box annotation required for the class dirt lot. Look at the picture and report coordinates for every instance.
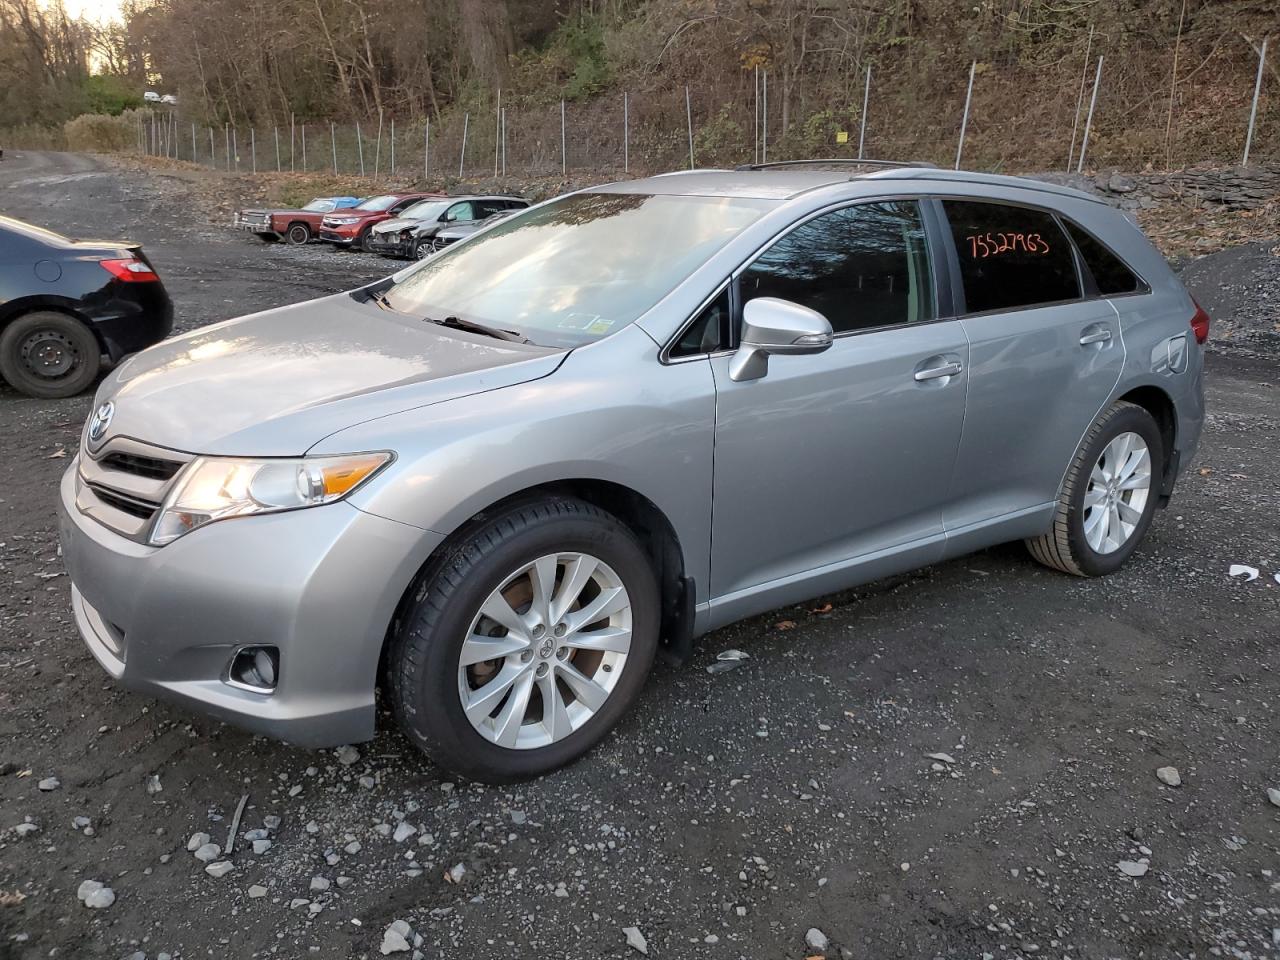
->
[1,151,1278,960]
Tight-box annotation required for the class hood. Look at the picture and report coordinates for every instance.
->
[372,217,421,234]
[93,294,565,457]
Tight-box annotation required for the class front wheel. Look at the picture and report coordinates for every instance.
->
[1026,401,1164,577]
[0,311,102,398]
[390,499,659,782]
[285,223,311,245]
[412,237,432,260]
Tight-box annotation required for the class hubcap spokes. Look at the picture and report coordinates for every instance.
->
[1083,431,1151,555]
[458,553,632,749]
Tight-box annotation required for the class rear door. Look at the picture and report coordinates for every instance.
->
[708,199,968,609]
[937,198,1126,532]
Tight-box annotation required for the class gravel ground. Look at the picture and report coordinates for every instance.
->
[1,151,1278,960]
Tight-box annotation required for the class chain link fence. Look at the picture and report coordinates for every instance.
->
[135,42,1274,183]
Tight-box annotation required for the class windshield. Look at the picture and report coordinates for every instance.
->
[357,195,402,212]
[303,199,336,212]
[397,199,450,221]
[381,192,771,348]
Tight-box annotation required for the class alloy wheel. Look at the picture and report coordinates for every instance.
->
[1082,431,1151,554]
[457,552,632,750]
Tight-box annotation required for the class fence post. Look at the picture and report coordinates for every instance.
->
[274,126,281,172]
[251,128,256,173]
[424,119,430,178]
[624,91,630,173]
[208,127,214,167]
[231,127,238,171]
[858,64,872,159]
[1066,24,1095,172]
[301,123,307,171]
[290,113,296,172]
[331,122,337,174]
[1243,37,1268,166]
[390,118,395,175]
[494,88,501,178]
[374,109,383,178]
[754,66,760,164]
[224,123,230,171]
[762,71,768,163]
[459,112,469,178]
[560,100,566,175]
[501,107,507,176]
[357,122,364,176]
[955,60,976,170]
[685,85,695,169]
[1077,55,1104,173]
[191,122,196,162]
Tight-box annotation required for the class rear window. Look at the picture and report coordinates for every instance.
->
[942,200,1081,314]
[1064,221,1145,295]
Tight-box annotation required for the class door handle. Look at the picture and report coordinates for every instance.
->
[1079,327,1113,346]
[914,361,963,382]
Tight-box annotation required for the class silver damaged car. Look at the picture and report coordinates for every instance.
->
[58,162,1208,782]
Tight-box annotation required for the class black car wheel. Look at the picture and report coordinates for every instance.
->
[354,226,373,252]
[0,311,102,398]
[285,223,311,245]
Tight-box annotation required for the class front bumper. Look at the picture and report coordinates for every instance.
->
[57,463,440,748]
[364,233,413,257]
[319,226,362,245]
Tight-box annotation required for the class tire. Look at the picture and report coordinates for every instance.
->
[285,222,311,245]
[412,237,431,260]
[390,498,660,783]
[0,311,102,399]
[1025,401,1164,577]
[353,226,373,252]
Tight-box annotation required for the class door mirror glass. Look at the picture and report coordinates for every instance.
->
[729,297,833,382]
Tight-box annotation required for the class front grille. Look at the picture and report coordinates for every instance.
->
[100,451,183,481]
[77,437,192,541]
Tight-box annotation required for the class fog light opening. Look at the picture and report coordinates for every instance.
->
[228,646,279,693]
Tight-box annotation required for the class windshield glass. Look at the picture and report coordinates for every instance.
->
[303,199,336,212]
[381,192,771,348]
[357,195,401,212]
[397,199,450,221]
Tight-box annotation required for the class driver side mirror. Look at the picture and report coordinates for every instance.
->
[729,297,834,382]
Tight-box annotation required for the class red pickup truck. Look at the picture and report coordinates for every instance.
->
[317,193,443,251]
[233,197,362,245]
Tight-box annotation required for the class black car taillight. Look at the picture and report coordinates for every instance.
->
[1190,299,1210,345]
[100,257,160,283]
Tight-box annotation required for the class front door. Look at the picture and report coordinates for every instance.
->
[708,200,968,619]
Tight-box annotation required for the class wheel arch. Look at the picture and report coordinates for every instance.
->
[1114,382,1178,499]
[0,298,106,353]
[377,478,695,692]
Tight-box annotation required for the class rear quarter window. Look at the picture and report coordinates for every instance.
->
[1063,221,1146,295]
[942,200,1081,314]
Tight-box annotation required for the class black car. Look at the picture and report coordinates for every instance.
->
[0,216,173,398]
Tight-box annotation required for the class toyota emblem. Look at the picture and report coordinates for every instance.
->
[88,401,114,443]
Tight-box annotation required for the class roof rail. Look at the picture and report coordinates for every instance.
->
[733,158,937,172]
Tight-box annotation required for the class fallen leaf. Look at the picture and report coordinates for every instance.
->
[1197,467,1212,476]
[809,602,833,614]
[45,448,66,459]
[775,620,797,631]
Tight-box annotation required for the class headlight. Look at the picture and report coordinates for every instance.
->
[334,216,360,225]
[149,452,392,545]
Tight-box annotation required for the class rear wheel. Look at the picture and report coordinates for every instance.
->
[0,311,101,398]
[1026,401,1163,577]
[285,222,311,245]
[390,498,659,782]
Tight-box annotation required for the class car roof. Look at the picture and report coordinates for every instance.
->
[593,165,1104,206]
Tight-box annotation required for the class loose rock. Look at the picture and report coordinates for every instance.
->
[37,777,60,791]
[805,927,830,951]
[1156,766,1182,787]
[205,861,234,878]
[622,925,648,955]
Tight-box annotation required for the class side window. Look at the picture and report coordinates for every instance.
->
[670,287,731,358]
[446,202,475,222]
[739,201,935,334]
[1063,221,1145,295]
[942,200,1081,313]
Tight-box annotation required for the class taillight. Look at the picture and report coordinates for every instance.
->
[1190,299,1210,345]
[100,257,159,283]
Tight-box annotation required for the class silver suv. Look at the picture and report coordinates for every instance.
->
[58,162,1207,782]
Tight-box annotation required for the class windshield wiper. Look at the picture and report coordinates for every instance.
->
[427,315,530,344]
